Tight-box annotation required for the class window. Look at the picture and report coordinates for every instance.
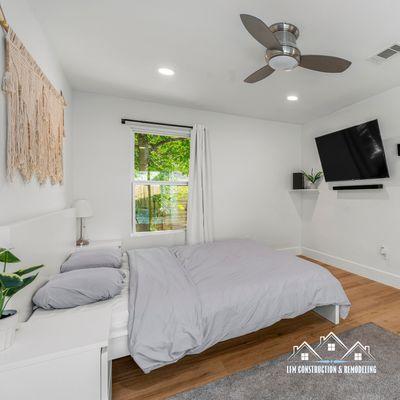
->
[327,343,336,352]
[131,128,190,233]
[301,353,309,361]
[354,353,362,361]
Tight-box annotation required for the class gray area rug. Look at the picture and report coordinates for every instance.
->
[170,323,400,400]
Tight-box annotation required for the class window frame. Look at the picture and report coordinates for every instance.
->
[129,128,191,236]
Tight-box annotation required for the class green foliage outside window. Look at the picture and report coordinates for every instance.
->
[134,134,190,181]
[134,133,190,232]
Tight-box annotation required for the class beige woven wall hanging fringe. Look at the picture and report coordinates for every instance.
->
[2,27,66,184]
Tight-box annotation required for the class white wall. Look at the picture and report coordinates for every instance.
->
[301,86,400,287]
[0,0,73,225]
[72,91,302,250]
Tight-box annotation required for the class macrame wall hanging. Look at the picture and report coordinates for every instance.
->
[2,27,66,185]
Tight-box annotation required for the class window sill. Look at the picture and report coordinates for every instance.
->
[130,229,186,237]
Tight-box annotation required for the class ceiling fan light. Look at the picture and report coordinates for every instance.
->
[241,16,351,82]
[269,55,298,71]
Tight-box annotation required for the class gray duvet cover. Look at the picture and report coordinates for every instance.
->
[127,240,350,373]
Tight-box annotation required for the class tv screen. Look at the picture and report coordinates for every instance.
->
[315,119,389,182]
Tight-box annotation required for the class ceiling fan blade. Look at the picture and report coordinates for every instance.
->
[299,55,351,73]
[240,14,281,50]
[244,65,275,83]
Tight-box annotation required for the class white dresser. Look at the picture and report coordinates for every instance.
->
[0,306,112,400]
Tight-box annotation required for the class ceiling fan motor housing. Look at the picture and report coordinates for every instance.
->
[266,22,301,70]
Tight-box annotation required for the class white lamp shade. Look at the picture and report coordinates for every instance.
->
[74,199,93,218]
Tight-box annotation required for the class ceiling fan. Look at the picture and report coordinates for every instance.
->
[240,14,351,83]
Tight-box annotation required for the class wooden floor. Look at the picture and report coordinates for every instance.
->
[112,257,400,400]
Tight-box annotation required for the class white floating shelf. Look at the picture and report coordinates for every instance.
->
[289,189,319,192]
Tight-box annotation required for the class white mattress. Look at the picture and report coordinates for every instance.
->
[109,253,129,338]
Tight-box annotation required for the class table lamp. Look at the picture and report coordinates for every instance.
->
[74,199,93,246]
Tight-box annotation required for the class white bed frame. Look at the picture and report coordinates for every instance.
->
[107,304,340,363]
[314,304,340,325]
[1,209,340,400]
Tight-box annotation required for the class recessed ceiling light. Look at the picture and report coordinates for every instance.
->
[158,67,175,76]
[287,95,298,101]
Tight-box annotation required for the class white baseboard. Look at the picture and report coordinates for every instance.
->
[301,247,400,289]
[276,246,302,256]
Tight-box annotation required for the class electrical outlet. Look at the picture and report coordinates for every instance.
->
[380,245,388,259]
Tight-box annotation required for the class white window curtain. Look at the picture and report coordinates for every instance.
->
[186,124,213,245]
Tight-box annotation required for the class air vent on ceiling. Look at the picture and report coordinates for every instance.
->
[368,44,400,64]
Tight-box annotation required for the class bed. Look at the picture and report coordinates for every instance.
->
[7,210,349,400]
[32,239,350,374]
[125,239,350,373]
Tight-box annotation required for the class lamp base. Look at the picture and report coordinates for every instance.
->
[76,238,89,247]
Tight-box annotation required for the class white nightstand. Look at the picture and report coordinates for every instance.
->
[0,306,112,400]
[75,239,122,252]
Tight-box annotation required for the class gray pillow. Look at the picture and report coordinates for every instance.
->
[33,268,125,309]
[61,247,122,273]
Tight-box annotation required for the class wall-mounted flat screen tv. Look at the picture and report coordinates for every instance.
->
[315,119,389,182]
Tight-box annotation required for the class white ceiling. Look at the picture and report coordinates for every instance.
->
[30,0,400,124]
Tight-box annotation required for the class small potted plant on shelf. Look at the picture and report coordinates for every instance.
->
[0,248,43,351]
[302,168,323,189]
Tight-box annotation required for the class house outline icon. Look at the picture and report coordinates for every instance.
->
[287,332,375,363]
[314,331,349,359]
[314,332,348,353]
[341,341,375,361]
[288,341,322,361]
